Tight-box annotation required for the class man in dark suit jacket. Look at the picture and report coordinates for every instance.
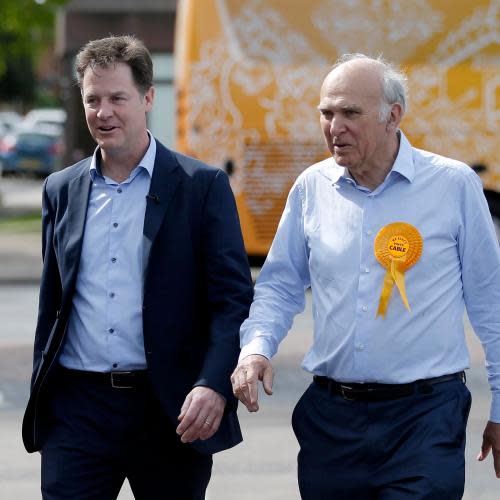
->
[22,35,253,499]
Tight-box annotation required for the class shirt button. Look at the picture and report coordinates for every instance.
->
[111,257,117,263]
[113,222,118,228]
[109,292,115,298]
[366,229,373,235]
[117,188,122,193]
[362,305,368,312]
[356,344,365,351]
[108,328,114,334]
[364,267,370,273]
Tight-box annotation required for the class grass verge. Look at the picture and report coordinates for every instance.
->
[0,213,41,233]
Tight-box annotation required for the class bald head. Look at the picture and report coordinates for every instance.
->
[322,59,387,121]
[322,54,407,122]
[323,57,385,90]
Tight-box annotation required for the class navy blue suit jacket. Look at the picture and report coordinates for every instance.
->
[22,140,253,454]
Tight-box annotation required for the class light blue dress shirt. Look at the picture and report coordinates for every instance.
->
[240,131,500,422]
[59,135,156,372]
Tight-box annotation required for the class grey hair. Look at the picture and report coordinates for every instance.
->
[332,53,408,122]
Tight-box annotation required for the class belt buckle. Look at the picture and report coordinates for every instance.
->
[111,371,133,389]
[340,384,355,401]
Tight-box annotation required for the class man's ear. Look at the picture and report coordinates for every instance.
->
[387,103,403,130]
[144,86,155,111]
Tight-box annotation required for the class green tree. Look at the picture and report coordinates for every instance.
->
[0,0,68,104]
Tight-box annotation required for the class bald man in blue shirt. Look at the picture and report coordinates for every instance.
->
[232,53,500,499]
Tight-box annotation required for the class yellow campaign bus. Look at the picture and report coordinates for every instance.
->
[175,0,500,257]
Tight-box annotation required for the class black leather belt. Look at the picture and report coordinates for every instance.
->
[60,367,149,389]
[313,372,465,402]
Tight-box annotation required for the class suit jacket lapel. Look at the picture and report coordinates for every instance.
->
[142,142,181,277]
[64,162,92,293]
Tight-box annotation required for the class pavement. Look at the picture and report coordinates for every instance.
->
[0,231,41,284]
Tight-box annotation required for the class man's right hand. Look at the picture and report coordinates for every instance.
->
[231,354,274,412]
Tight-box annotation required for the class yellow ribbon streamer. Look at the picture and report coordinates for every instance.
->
[374,223,423,318]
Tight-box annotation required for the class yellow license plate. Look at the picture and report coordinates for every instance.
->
[19,158,43,169]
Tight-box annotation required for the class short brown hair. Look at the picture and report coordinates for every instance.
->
[75,35,153,94]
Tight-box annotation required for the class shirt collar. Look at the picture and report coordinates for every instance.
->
[89,130,156,181]
[390,130,415,183]
[325,129,415,187]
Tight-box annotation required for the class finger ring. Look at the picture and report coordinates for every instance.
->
[204,419,211,425]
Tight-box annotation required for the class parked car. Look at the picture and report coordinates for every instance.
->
[20,108,66,133]
[0,111,23,138]
[0,124,64,176]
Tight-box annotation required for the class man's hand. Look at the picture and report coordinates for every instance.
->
[176,386,225,444]
[231,354,274,412]
[478,420,500,477]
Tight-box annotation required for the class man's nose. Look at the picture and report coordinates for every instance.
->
[96,101,113,119]
[330,115,345,136]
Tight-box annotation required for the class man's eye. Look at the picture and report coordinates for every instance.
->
[344,109,359,117]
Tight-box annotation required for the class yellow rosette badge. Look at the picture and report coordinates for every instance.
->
[374,222,423,318]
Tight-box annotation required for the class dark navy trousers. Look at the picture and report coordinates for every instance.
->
[292,377,471,499]
[40,371,212,500]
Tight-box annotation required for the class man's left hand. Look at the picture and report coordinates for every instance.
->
[176,386,225,444]
[478,420,500,477]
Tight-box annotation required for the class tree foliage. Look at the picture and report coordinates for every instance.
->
[0,0,68,104]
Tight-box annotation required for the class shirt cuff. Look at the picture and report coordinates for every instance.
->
[490,392,500,423]
[239,337,275,362]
